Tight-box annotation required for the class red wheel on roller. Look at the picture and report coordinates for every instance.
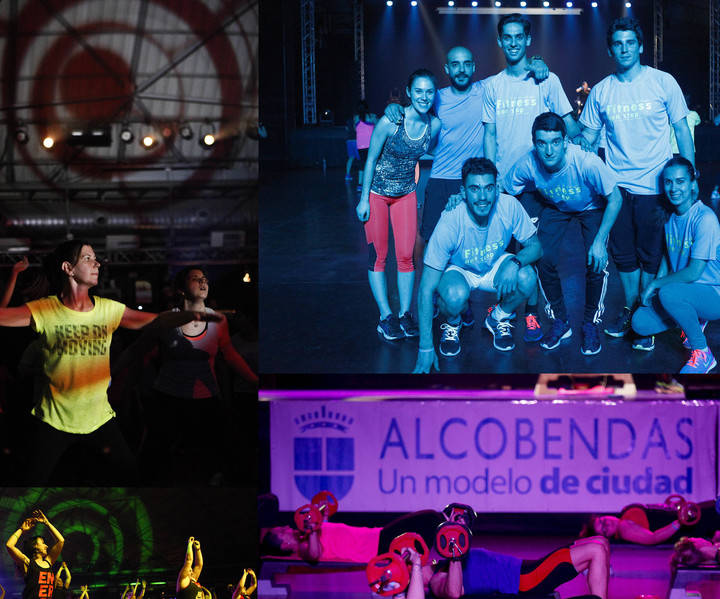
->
[389,532,430,566]
[293,504,322,533]
[366,552,410,597]
[311,490,339,517]
[435,522,471,559]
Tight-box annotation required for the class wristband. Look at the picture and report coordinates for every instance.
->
[672,521,681,530]
[419,347,434,353]
[509,256,522,268]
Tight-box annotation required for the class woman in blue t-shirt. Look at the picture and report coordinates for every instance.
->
[633,156,720,373]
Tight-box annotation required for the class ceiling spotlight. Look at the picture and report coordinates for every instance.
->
[566,1,573,6]
[15,126,29,145]
[495,0,501,6]
[448,0,454,5]
[179,123,194,140]
[520,0,526,5]
[200,133,216,148]
[591,1,597,5]
[243,272,251,283]
[543,0,549,5]
[141,134,157,149]
[42,136,55,149]
[386,0,392,5]
[119,125,134,144]
[471,0,478,5]
[625,1,631,6]
[410,0,417,5]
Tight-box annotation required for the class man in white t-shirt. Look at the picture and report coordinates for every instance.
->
[503,112,622,355]
[578,16,695,351]
[483,13,586,343]
[413,158,542,372]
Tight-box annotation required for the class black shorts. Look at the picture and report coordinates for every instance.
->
[609,187,667,274]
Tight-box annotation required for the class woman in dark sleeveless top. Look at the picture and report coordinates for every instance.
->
[177,537,208,599]
[356,69,441,341]
[5,510,65,599]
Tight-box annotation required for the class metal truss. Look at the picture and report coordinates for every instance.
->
[653,0,663,68]
[300,0,317,125]
[353,0,365,100]
[0,245,255,267]
[712,0,720,120]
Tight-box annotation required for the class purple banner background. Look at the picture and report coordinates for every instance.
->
[270,399,717,513]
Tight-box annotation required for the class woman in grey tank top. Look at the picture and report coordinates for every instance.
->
[356,69,441,342]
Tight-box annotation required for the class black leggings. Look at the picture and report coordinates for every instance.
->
[377,509,445,554]
[518,546,578,594]
[23,417,137,484]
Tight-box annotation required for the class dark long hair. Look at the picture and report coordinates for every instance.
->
[42,239,91,294]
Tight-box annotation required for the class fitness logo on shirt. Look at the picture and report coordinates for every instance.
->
[293,405,355,502]
[496,96,537,116]
[604,101,653,122]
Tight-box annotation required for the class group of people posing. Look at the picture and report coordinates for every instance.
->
[356,14,717,374]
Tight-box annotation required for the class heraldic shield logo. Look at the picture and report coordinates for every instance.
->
[293,405,355,501]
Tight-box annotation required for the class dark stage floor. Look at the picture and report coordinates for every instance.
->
[260,165,720,374]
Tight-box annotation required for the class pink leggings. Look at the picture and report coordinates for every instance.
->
[365,191,416,272]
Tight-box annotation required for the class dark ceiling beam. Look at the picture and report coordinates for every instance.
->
[134,1,256,96]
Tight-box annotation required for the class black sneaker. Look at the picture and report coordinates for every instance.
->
[604,307,632,338]
[484,313,515,351]
[581,321,601,355]
[439,322,461,356]
[399,312,419,337]
[540,319,572,350]
[632,335,655,351]
[461,305,475,327]
[377,315,404,340]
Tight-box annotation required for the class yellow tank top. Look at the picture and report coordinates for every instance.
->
[27,295,125,433]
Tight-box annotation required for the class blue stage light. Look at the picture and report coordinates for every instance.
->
[410,0,417,5]
[591,1,597,6]
[625,1,632,6]
[386,0,392,5]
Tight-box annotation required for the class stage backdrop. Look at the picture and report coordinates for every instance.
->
[270,400,717,513]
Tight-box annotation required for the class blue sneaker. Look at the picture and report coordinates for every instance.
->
[439,322,462,356]
[604,307,632,338]
[580,321,601,355]
[484,313,515,351]
[523,313,543,342]
[540,319,572,350]
[679,348,717,373]
[377,315,404,340]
